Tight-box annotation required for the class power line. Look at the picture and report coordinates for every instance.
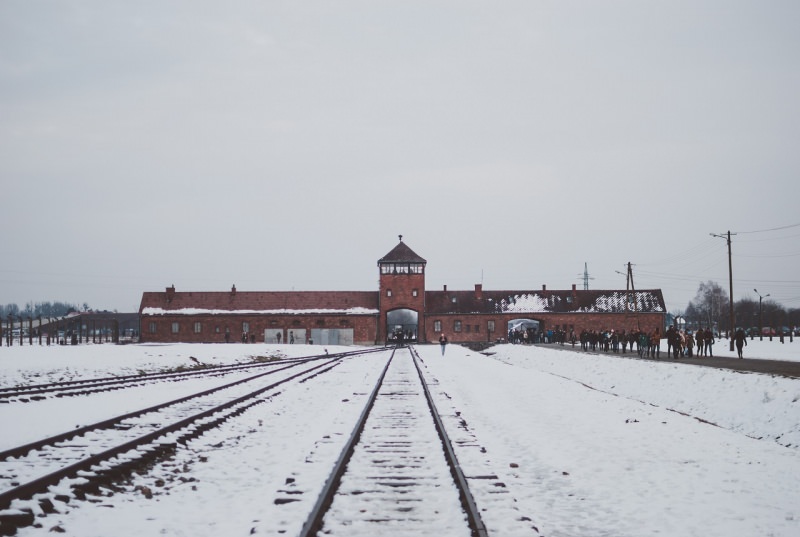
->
[734,222,800,234]
[735,251,800,259]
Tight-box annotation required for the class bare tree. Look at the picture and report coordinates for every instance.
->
[687,281,730,332]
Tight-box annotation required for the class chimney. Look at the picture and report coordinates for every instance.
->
[572,283,577,301]
[166,285,175,303]
[443,284,447,292]
[231,284,237,296]
[542,284,547,291]
[475,283,483,300]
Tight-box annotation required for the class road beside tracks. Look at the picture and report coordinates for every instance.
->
[529,343,800,379]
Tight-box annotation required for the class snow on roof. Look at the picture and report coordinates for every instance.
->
[141,307,379,316]
[425,289,665,315]
[495,290,665,313]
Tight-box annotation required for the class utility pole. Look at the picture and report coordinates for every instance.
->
[627,261,636,301]
[626,262,639,330]
[711,230,736,351]
[617,262,636,312]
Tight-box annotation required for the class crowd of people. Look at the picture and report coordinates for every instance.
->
[509,325,722,359]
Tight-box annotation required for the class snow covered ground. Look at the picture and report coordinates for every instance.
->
[1,339,799,536]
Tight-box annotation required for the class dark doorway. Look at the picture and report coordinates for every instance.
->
[387,309,418,344]
[508,318,540,344]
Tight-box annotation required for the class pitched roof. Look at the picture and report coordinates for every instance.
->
[425,289,666,315]
[378,241,427,264]
[140,289,379,315]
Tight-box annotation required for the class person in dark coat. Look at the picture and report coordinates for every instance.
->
[704,328,714,357]
[439,333,448,355]
[696,327,704,356]
[734,328,747,359]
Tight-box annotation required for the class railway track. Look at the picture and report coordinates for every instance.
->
[0,349,377,403]
[298,346,488,537]
[0,348,383,534]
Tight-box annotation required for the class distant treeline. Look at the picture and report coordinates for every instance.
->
[0,301,90,319]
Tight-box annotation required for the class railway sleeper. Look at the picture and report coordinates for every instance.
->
[0,508,35,536]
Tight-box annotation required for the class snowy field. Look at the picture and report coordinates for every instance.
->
[1,340,799,536]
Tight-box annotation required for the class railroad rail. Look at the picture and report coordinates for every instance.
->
[298,345,488,537]
[0,347,384,534]
[0,348,379,403]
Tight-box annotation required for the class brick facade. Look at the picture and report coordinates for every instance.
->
[424,312,665,344]
[377,241,427,343]
[138,241,666,345]
[142,313,377,345]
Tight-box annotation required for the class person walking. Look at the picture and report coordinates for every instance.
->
[666,326,675,357]
[439,333,448,355]
[696,327,705,357]
[704,328,714,357]
[734,327,747,359]
[651,328,661,358]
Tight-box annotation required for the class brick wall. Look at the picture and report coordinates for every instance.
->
[423,312,665,344]
[140,314,378,345]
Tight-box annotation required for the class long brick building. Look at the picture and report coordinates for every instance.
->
[138,239,666,345]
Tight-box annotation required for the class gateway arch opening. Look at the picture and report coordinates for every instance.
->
[387,309,418,344]
[508,318,540,344]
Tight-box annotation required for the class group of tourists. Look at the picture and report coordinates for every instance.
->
[508,325,722,360]
[508,327,572,345]
[663,326,717,359]
[576,326,718,359]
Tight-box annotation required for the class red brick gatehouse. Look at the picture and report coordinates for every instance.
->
[139,239,666,345]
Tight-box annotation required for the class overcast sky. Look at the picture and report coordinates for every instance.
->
[2,1,798,315]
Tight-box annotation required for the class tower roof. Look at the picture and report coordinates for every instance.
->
[378,239,427,265]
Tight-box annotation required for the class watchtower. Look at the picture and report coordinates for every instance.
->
[377,236,427,343]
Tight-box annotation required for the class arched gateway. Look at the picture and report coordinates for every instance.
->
[508,318,540,343]
[386,308,419,343]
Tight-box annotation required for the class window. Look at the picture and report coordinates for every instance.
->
[380,262,424,275]
[387,289,392,297]
[193,322,202,334]
[451,297,457,303]
[434,320,442,332]
[475,324,480,333]
[215,326,220,333]
[454,320,462,332]
[465,324,471,333]
[242,322,250,333]
[412,289,418,297]
[171,322,179,334]
[487,320,495,332]
[148,322,157,334]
